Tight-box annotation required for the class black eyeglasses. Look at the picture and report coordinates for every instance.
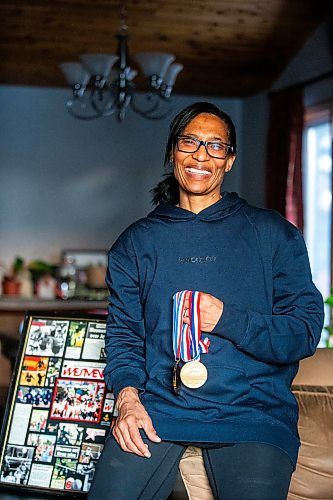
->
[177,135,234,159]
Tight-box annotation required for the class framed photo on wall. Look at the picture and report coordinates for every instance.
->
[61,249,107,270]
[0,312,115,496]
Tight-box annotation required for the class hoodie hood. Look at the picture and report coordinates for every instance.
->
[148,192,246,222]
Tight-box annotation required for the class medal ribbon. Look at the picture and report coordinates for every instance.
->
[172,290,210,363]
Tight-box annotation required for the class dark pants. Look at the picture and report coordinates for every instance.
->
[88,434,293,500]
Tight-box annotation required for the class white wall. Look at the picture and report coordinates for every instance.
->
[0,87,242,267]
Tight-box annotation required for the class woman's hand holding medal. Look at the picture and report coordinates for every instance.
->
[113,386,161,458]
[183,292,224,332]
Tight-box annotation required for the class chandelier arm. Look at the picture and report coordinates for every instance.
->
[130,92,164,114]
[65,99,102,120]
[130,97,159,116]
[130,94,173,120]
[90,93,117,117]
[96,106,117,117]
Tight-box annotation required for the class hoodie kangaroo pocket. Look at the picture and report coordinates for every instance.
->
[144,365,251,411]
[179,364,251,407]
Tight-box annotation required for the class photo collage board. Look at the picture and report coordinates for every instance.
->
[0,313,116,496]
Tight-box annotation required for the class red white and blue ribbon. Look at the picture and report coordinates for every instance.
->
[173,290,210,362]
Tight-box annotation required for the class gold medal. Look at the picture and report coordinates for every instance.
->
[180,360,208,389]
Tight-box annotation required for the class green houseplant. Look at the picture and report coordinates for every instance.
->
[2,256,25,295]
[324,291,333,348]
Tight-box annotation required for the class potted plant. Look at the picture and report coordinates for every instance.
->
[2,256,25,295]
[28,260,58,298]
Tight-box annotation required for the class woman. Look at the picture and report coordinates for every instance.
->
[88,102,324,499]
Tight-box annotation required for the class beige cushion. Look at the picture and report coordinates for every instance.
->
[293,348,333,386]
[288,349,333,499]
[287,386,333,499]
[179,447,214,500]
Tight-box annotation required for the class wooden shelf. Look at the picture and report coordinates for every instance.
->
[0,297,107,339]
[0,296,107,311]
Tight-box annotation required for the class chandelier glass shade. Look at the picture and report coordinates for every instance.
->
[60,29,183,121]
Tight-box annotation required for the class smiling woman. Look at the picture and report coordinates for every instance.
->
[88,102,324,500]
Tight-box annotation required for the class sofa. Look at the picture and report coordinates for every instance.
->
[288,348,333,499]
[178,348,333,499]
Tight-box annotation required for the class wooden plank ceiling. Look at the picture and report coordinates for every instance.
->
[0,0,332,97]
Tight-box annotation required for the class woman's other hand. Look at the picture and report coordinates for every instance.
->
[113,387,161,457]
[184,292,224,332]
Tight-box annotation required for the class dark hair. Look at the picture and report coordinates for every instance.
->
[151,102,237,205]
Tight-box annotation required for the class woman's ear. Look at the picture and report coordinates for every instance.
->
[225,155,236,173]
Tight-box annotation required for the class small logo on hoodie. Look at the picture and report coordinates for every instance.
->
[179,256,216,264]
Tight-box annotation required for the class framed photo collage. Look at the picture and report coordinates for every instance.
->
[0,312,115,496]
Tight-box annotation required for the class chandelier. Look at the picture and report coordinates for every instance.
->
[60,5,183,121]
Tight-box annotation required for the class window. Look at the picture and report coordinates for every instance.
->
[303,105,332,347]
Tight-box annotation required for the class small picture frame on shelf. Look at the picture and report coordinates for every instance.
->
[61,250,107,271]
[60,250,108,297]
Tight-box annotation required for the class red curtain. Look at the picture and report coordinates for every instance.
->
[266,87,304,230]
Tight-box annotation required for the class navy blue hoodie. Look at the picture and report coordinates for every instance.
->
[104,192,324,467]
